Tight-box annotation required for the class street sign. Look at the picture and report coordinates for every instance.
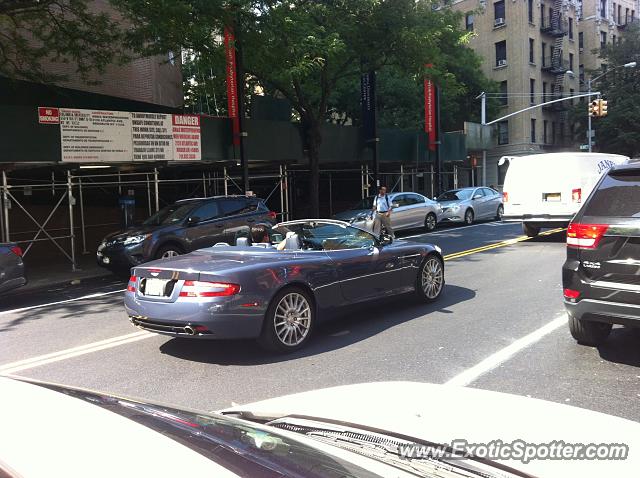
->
[586,130,595,138]
[580,144,589,151]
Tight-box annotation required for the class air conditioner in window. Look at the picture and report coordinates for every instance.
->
[494,17,506,26]
[497,59,508,67]
[579,47,584,53]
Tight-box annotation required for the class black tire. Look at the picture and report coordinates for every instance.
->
[495,205,504,221]
[568,315,612,346]
[424,213,437,232]
[415,255,445,303]
[154,244,184,260]
[522,223,540,238]
[258,287,315,353]
[464,209,474,225]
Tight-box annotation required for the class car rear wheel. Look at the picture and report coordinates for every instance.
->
[522,223,540,237]
[424,213,437,232]
[416,255,445,302]
[464,209,474,225]
[495,205,504,221]
[568,315,612,346]
[258,287,315,353]
[155,244,183,260]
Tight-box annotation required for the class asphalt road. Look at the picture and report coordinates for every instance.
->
[2,220,639,424]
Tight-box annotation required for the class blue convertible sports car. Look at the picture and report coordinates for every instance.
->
[125,219,444,352]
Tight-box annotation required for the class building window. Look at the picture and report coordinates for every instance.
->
[543,120,548,143]
[600,0,606,18]
[530,79,536,105]
[579,32,584,49]
[632,10,635,21]
[612,34,617,44]
[570,88,575,105]
[529,38,535,63]
[500,81,508,106]
[626,8,629,23]
[618,5,622,23]
[559,122,565,142]
[543,81,547,100]
[569,18,574,39]
[601,31,607,48]
[549,8,554,26]
[531,118,537,143]
[579,64,585,88]
[613,2,617,22]
[465,13,474,31]
[528,0,534,22]
[498,121,509,145]
[569,52,574,71]
[541,4,545,26]
[541,42,547,66]
[495,40,507,66]
[494,0,506,25]
[552,122,557,144]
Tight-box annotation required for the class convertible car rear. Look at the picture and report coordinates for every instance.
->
[125,219,444,352]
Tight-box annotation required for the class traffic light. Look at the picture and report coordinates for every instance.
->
[589,100,599,117]
[598,99,608,117]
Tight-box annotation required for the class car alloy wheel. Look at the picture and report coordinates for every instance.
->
[496,205,504,220]
[425,213,437,232]
[273,292,312,346]
[161,250,180,259]
[464,209,474,225]
[419,256,444,301]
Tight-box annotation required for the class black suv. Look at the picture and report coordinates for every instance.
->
[563,163,640,346]
[97,196,276,273]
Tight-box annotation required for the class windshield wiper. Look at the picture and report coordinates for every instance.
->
[265,417,524,478]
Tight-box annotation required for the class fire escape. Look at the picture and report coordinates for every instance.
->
[540,0,569,144]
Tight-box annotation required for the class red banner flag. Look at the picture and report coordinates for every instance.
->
[224,27,240,146]
[424,64,437,152]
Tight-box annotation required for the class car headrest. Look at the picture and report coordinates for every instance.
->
[213,242,230,247]
[235,237,250,247]
[284,233,300,250]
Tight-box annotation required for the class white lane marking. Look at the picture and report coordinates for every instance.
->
[0,289,125,316]
[445,314,567,387]
[402,221,513,239]
[0,331,154,375]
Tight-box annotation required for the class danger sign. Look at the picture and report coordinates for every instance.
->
[38,107,60,124]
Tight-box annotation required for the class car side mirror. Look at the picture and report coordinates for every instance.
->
[392,202,400,208]
[379,234,393,246]
[433,197,438,201]
[187,216,200,226]
[473,194,482,200]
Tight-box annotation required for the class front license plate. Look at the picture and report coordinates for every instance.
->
[144,278,169,296]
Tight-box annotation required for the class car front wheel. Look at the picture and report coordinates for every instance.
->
[416,255,445,302]
[424,213,437,232]
[258,287,315,353]
[495,205,504,221]
[155,244,183,260]
[568,315,612,346]
[464,209,474,225]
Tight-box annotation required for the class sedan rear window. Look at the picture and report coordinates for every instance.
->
[584,170,640,218]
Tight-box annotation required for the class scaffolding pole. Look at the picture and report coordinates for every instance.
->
[68,171,76,271]
[284,165,289,221]
[154,168,159,212]
[279,165,284,221]
[79,177,88,254]
[146,174,152,216]
[223,167,229,196]
[2,171,10,242]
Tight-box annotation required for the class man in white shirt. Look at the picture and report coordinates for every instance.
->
[371,186,394,239]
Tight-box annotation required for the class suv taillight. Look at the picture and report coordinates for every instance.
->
[567,223,609,249]
[502,192,508,203]
[268,211,277,220]
[10,246,22,257]
[572,188,582,203]
[179,281,241,298]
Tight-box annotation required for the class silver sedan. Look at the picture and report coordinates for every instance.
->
[333,192,442,232]
[437,187,503,225]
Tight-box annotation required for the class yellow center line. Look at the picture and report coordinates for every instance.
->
[443,228,565,261]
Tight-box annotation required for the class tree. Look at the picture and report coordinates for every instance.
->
[570,23,640,157]
[0,0,126,82]
[115,0,486,216]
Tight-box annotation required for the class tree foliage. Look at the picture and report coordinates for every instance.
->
[115,0,495,214]
[0,0,125,82]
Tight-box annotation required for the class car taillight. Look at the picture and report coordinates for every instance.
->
[563,288,581,300]
[10,246,22,257]
[572,188,582,203]
[179,281,241,298]
[566,223,609,249]
[502,192,508,203]
[268,211,277,220]
[127,276,137,292]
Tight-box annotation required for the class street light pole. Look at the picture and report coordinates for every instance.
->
[480,92,487,187]
[587,78,592,152]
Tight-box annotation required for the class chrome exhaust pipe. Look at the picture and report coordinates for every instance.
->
[184,326,196,336]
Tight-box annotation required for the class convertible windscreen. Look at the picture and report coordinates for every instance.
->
[274,223,376,251]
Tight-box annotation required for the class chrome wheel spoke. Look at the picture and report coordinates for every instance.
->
[273,292,311,346]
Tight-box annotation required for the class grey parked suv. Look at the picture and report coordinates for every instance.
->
[0,243,26,294]
[97,196,276,273]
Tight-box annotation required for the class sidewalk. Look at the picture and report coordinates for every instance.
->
[19,253,113,294]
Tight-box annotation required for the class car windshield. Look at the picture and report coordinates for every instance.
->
[274,222,377,250]
[438,190,473,201]
[142,203,196,226]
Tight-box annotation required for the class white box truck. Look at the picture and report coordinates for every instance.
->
[500,152,630,237]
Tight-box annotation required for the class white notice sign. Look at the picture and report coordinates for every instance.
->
[60,109,132,162]
[131,113,173,161]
